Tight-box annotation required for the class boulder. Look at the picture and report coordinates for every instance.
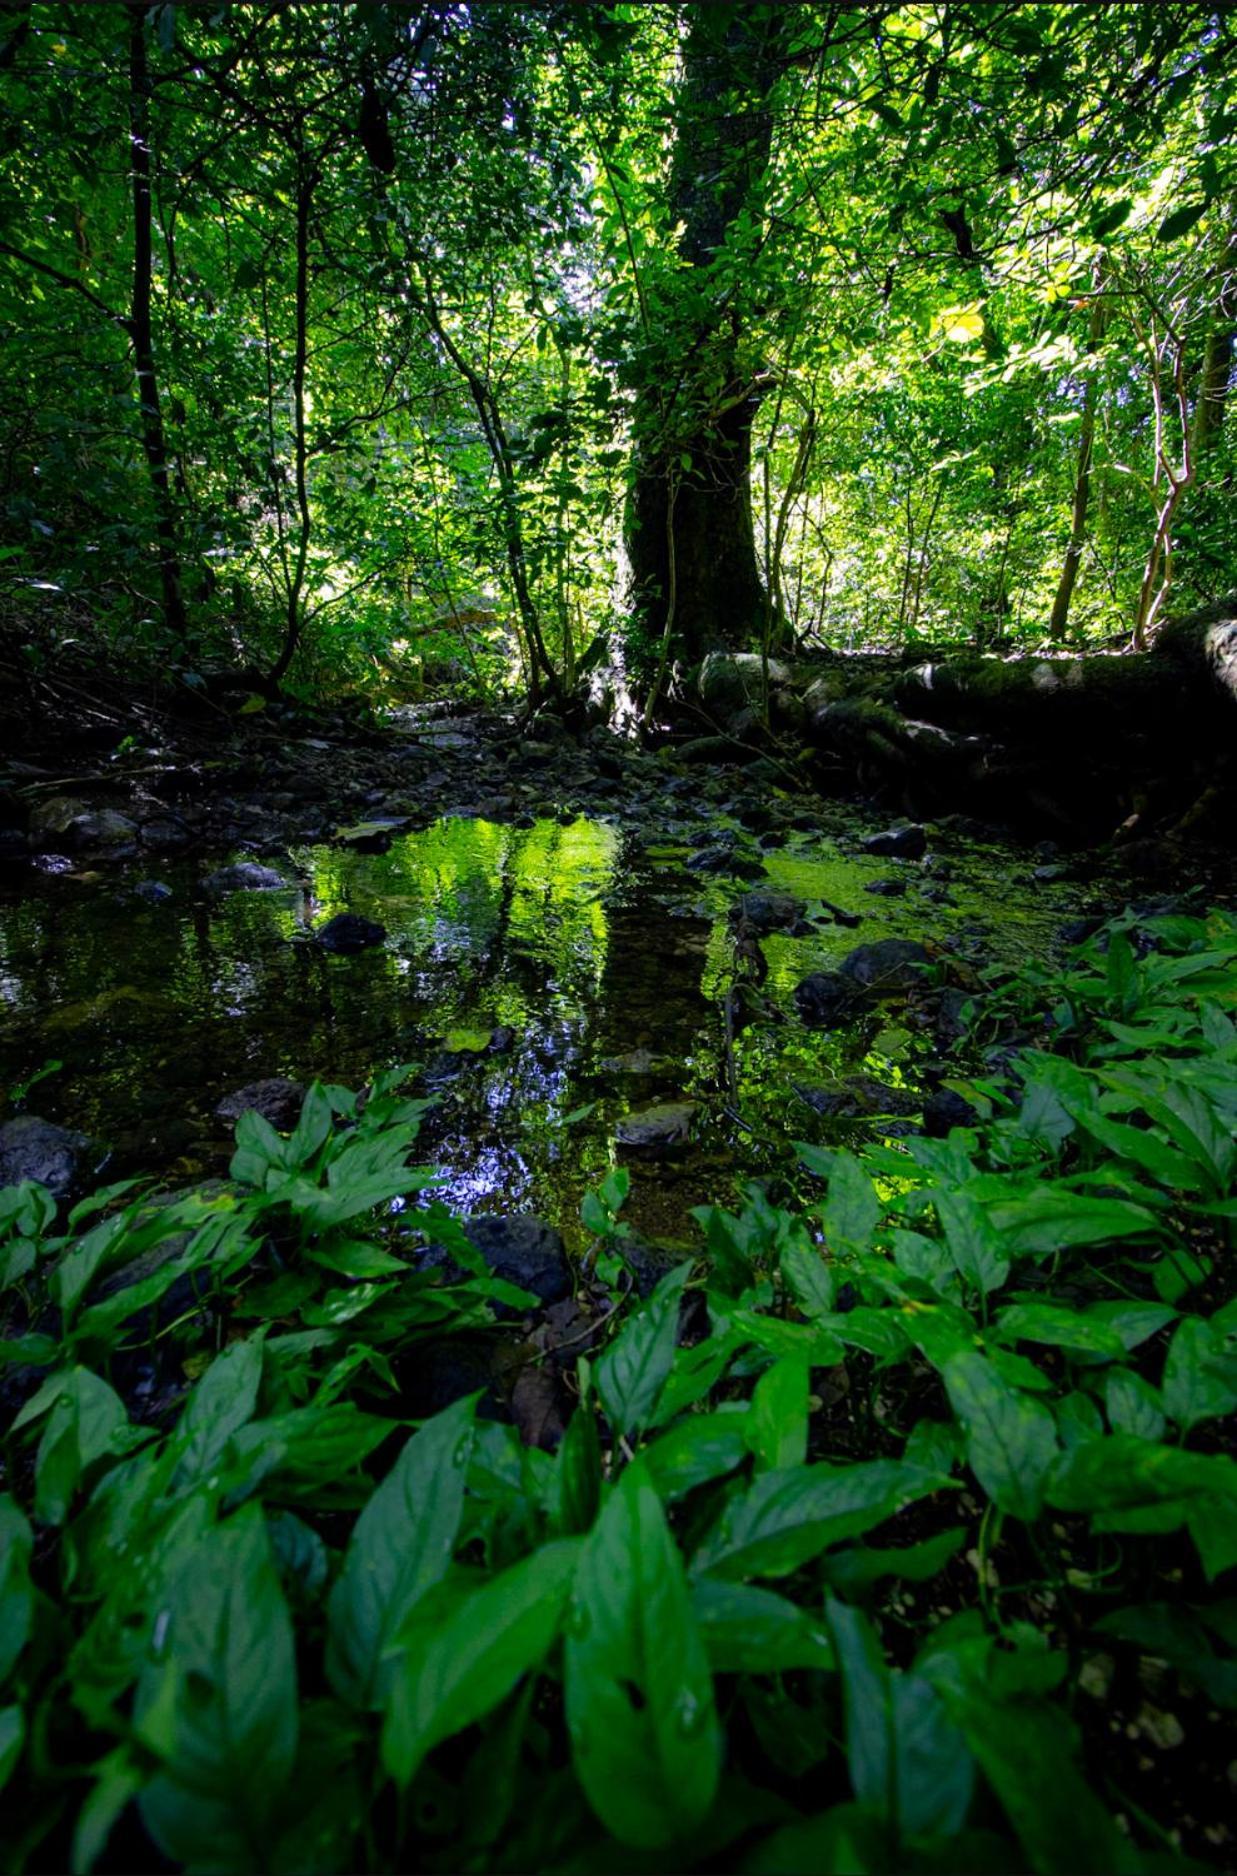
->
[794,971,868,1028]
[315,913,387,954]
[728,891,808,937]
[839,938,932,993]
[461,1215,572,1307]
[66,809,137,847]
[922,1086,981,1135]
[203,862,287,894]
[699,652,793,722]
[215,1078,307,1132]
[615,1102,699,1149]
[0,1115,95,1200]
[794,1075,921,1120]
[861,823,928,859]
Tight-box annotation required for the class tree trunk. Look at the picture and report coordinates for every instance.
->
[268,164,314,686]
[1191,212,1237,463]
[1048,282,1106,638]
[127,1,186,642]
[625,1,787,664]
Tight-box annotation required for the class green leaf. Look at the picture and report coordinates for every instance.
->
[34,1367,137,1526]
[383,1539,582,1785]
[827,1597,973,1840]
[0,1497,33,1686]
[936,1189,1010,1297]
[747,1357,808,1471]
[985,1190,1157,1255]
[779,1239,835,1315]
[555,1390,602,1535]
[170,1334,264,1486]
[595,1262,690,1438]
[942,1351,1058,1520]
[326,1395,475,1709]
[565,1466,720,1848]
[822,1150,880,1255]
[643,1411,751,1502]
[1104,1368,1166,1440]
[690,1579,834,1675]
[286,1082,334,1166]
[824,1526,966,1592]
[136,1506,297,1870]
[692,1461,945,1580]
[1157,199,1208,242]
[993,1303,1126,1359]
[0,1704,23,1794]
[1162,1316,1237,1433]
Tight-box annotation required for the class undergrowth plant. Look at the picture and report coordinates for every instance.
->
[1,913,1235,1873]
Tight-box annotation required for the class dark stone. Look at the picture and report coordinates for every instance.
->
[728,891,808,937]
[615,1102,699,1149]
[397,1339,506,1421]
[67,809,138,847]
[315,913,387,953]
[840,938,932,993]
[203,861,287,894]
[0,1115,95,1200]
[134,880,173,904]
[460,1215,572,1308]
[865,877,908,897]
[794,1075,921,1120]
[617,1234,687,1299]
[794,971,868,1028]
[686,847,766,880]
[862,823,927,859]
[922,1087,981,1136]
[215,1078,307,1132]
[931,987,974,1047]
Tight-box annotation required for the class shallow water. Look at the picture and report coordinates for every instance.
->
[0,807,1094,1247]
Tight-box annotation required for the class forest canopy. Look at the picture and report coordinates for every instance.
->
[1,1,1235,707]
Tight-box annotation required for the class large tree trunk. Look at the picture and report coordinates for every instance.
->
[625,2,787,666]
[127,1,186,643]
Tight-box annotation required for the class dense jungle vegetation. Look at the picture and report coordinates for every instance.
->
[2,5,1237,1875]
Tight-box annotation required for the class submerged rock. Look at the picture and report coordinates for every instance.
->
[67,809,137,847]
[203,861,287,894]
[133,879,173,904]
[315,912,387,953]
[865,877,908,897]
[922,1086,981,1135]
[597,1048,674,1079]
[215,1077,307,1132]
[794,1075,921,1120]
[862,823,927,859]
[615,1102,699,1149]
[794,971,867,1028]
[839,938,932,992]
[0,1115,95,1200]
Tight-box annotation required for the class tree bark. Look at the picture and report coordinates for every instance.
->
[625,1,787,664]
[1191,213,1237,463]
[127,1,186,642]
[268,163,314,686]
[1048,281,1106,639]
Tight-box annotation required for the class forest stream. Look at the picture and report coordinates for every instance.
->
[0,765,1121,1251]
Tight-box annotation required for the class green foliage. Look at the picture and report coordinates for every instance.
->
[1,902,1236,1869]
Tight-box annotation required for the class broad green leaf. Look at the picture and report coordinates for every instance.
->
[747,1357,808,1471]
[170,1334,264,1486]
[565,1467,719,1849]
[936,1189,1009,1297]
[326,1395,475,1708]
[942,1351,1058,1520]
[643,1411,751,1502]
[1104,1368,1166,1440]
[0,1497,33,1685]
[827,1598,973,1840]
[136,1506,297,1870]
[993,1303,1125,1359]
[0,1704,23,1793]
[1162,1316,1237,1432]
[286,1081,334,1166]
[1157,199,1208,242]
[690,1579,834,1675]
[555,1390,602,1535]
[985,1190,1157,1255]
[595,1262,690,1437]
[1047,1434,1237,1513]
[822,1150,880,1255]
[34,1367,138,1526]
[383,1539,582,1785]
[824,1526,966,1592]
[692,1461,945,1580]
[779,1239,835,1315]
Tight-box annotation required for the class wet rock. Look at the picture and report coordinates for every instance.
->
[931,986,974,1047]
[840,938,932,993]
[67,809,138,847]
[862,823,927,860]
[699,651,793,722]
[399,1338,505,1420]
[728,891,808,937]
[28,796,90,838]
[0,1115,95,1200]
[597,1048,674,1079]
[615,1102,699,1149]
[215,1078,307,1132]
[315,912,387,953]
[616,1233,686,1299]
[31,853,75,875]
[922,1086,981,1135]
[203,861,287,894]
[686,848,766,881]
[794,1075,920,1120]
[133,880,173,904]
[461,1215,572,1307]
[794,971,867,1028]
[865,877,908,897]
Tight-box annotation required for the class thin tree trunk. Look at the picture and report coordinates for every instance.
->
[1049,282,1107,638]
[1192,213,1237,463]
[127,1,185,641]
[269,164,313,685]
